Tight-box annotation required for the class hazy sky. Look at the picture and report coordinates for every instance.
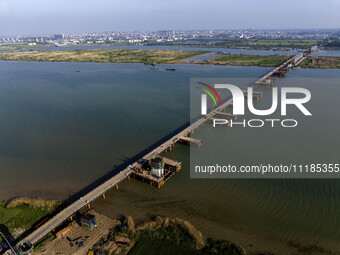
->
[1,0,339,36]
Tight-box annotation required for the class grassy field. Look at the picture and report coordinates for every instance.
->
[300,56,340,69]
[321,39,340,49]
[205,53,288,67]
[0,198,60,241]
[237,39,320,49]
[0,44,45,51]
[152,38,321,50]
[6,48,338,68]
[0,49,209,64]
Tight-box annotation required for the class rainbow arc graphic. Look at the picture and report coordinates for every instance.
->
[197,82,222,106]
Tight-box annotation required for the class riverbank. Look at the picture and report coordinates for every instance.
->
[34,212,247,255]
[195,53,288,67]
[147,38,322,50]
[0,49,291,67]
[0,44,45,51]
[2,49,338,69]
[3,193,335,255]
[299,56,340,69]
[35,210,121,255]
[121,215,246,255]
[0,196,246,254]
[0,49,209,64]
[0,197,61,242]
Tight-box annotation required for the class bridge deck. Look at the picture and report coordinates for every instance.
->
[163,157,182,171]
[180,136,203,147]
[254,46,318,86]
[25,166,133,245]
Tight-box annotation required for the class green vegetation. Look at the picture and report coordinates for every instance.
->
[33,233,54,251]
[321,38,340,49]
[127,216,204,250]
[213,38,320,50]
[149,38,321,50]
[119,216,246,255]
[0,198,60,241]
[299,56,340,69]
[5,47,338,69]
[0,49,209,64]
[0,44,44,51]
[206,53,288,67]
[1,48,290,67]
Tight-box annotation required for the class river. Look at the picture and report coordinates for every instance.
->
[0,59,339,254]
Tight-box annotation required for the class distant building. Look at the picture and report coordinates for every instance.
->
[53,34,63,40]
[157,30,174,37]
[80,213,98,231]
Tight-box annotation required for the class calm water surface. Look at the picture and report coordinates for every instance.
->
[311,50,340,57]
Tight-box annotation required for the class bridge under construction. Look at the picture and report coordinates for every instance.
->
[254,46,318,87]
[14,46,318,252]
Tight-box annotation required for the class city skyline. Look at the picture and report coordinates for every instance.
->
[1,0,340,36]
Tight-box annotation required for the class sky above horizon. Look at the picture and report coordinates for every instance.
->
[0,0,339,36]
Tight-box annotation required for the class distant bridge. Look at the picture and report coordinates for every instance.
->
[254,46,318,86]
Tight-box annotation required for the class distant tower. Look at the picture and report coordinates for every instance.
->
[150,157,165,177]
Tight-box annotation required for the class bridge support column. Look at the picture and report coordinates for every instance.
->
[115,184,119,190]
[86,203,91,209]
[127,175,130,181]
[102,193,106,199]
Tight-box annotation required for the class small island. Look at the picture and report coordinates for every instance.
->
[0,48,339,69]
